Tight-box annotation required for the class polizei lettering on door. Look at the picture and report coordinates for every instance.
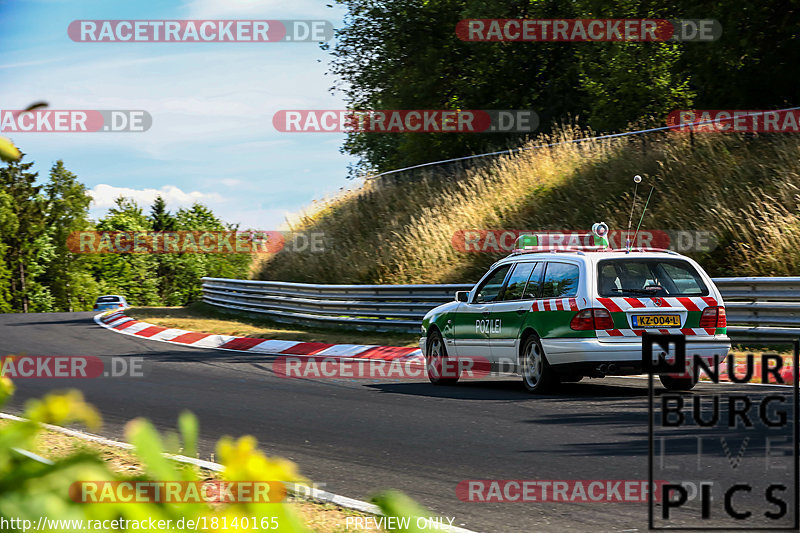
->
[476,319,501,334]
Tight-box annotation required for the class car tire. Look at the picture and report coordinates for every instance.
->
[519,335,556,393]
[659,374,697,391]
[426,330,460,385]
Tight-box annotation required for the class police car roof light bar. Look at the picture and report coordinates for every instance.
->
[511,247,597,255]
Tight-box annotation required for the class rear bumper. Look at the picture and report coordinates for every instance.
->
[542,336,731,367]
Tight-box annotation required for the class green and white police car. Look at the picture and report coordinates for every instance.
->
[419,228,730,393]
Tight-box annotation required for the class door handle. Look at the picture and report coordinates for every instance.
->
[516,309,526,315]
[482,311,490,317]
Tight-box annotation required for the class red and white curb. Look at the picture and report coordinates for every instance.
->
[95,310,424,364]
[0,413,477,533]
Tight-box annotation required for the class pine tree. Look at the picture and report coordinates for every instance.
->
[149,195,177,231]
[0,156,45,312]
[41,161,96,311]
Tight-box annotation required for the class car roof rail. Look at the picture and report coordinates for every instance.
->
[607,247,679,255]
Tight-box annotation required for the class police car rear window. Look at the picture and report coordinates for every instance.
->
[96,296,121,303]
[596,259,709,297]
[541,262,580,298]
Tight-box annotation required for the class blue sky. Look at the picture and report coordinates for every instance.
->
[0,0,356,228]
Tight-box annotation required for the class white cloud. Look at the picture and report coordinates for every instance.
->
[0,47,347,161]
[89,183,222,209]
[220,178,242,186]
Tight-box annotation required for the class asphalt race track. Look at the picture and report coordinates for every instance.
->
[1,312,797,532]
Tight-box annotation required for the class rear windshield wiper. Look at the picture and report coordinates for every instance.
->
[609,287,665,296]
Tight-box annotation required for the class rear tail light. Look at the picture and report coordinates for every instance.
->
[118,303,124,307]
[570,308,614,330]
[93,304,97,310]
[593,308,614,329]
[699,306,726,328]
[570,309,594,330]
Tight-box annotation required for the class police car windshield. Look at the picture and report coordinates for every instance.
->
[596,259,709,297]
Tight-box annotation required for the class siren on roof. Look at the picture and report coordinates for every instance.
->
[591,222,609,249]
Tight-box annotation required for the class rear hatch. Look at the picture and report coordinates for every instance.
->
[593,257,725,342]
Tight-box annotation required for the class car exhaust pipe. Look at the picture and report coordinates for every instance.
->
[607,363,618,374]
[597,364,608,375]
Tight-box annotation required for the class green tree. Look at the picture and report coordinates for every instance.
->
[40,161,98,311]
[149,195,177,231]
[166,203,251,305]
[0,156,46,312]
[148,195,178,302]
[93,197,159,306]
[0,191,15,313]
[329,0,585,174]
[329,0,800,174]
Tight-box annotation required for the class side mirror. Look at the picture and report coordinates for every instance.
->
[455,291,470,302]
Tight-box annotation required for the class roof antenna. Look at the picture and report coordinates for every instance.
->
[626,175,642,251]
[631,183,655,253]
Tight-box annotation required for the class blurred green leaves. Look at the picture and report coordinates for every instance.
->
[0,383,432,532]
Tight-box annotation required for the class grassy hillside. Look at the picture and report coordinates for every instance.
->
[258,128,800,285]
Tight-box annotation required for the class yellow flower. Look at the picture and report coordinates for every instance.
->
[217,436,302,483]
[0,376,15,404]
[24,390,101,430]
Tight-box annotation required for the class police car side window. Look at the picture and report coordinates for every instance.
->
[474,265,512,303]
[540,262,580,298]
[522,262,544,299]
[502,262,537,301]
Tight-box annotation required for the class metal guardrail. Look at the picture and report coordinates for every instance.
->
[202,277,800,338]
[201,277,471,331]
[713,277,800,340]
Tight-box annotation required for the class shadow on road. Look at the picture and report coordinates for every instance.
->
[364,378,650,401]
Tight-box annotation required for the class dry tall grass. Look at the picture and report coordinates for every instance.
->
[258,128,800,284]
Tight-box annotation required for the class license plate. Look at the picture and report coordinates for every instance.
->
[631,314,681,328]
